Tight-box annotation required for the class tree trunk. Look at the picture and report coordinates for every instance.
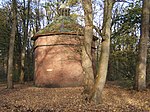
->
[20,0,31,83]
[35,0,41,32]
[17,28,22,82]
[7,0,17,89]
[135,0,150,91]
[81,0,94,94]
[89,0,115,104]
[20,50,25,83]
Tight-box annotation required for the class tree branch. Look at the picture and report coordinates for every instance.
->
[115,0,131,3]
[93,25,103,37]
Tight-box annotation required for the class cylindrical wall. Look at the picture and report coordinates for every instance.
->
[34,34,84,87]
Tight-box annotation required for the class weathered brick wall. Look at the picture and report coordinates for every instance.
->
[34,35,84,87]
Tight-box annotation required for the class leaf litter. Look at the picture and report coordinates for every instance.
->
[0,82,149,112]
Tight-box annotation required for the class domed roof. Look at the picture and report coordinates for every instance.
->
[35,16,84,35]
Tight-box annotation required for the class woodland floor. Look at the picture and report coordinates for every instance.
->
[0,82,149,112]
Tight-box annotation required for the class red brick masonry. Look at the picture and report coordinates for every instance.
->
[34,35,84,87]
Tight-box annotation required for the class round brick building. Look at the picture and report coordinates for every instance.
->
[32,6,97,87]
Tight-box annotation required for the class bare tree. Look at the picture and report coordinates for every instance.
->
[89,0,115,104]
[7,0,17,89]
[20,0,31,83]
[135,0,150,91]
[81,0,94,94]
